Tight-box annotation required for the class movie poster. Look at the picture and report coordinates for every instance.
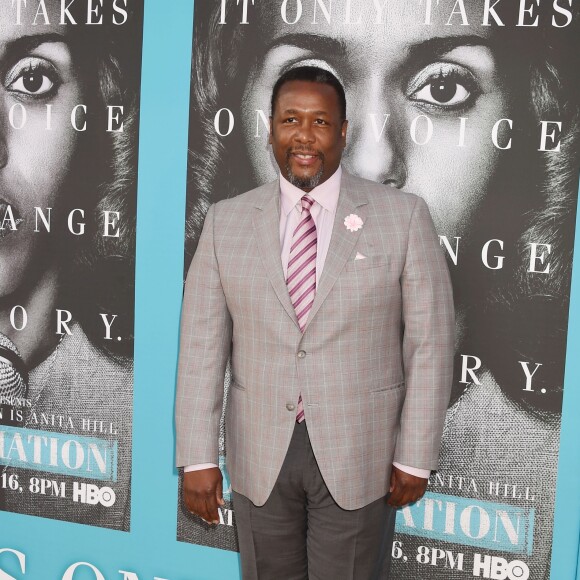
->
[0,0,143,532]
[180,1,579,578]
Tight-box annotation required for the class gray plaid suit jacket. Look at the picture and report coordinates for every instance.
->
[175,171,454,510]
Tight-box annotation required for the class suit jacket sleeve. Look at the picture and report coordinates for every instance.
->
[394,195,455,471]
[175,203,233,467]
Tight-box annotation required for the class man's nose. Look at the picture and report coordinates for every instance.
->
[294,121,315,144]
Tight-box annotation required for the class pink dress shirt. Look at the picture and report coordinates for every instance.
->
[185,167,430,480]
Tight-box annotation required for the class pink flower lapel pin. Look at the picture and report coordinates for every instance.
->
[344,213,363,232]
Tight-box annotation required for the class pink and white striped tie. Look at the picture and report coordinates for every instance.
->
[286,195,317,423]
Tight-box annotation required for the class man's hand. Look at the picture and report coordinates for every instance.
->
[183,467,224,524]
[387,465,428,508]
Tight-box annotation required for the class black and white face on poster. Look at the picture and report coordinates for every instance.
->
[0,0,143,532]
[182,1,579,578]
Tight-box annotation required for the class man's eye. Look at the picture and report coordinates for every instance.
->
[314,119,327,125]
[9,68,55,95]
[284,117,297,123]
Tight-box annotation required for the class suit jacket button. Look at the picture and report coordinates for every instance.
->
[286,403,296,411]
[297,350,306,358]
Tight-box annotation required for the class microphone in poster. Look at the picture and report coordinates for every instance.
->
[0,334,27,400]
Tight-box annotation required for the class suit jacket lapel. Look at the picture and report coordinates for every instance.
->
[252,172,369,334]
[253,181,301,330]
[303,171,369,332]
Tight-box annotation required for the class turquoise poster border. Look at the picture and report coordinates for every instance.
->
[550,178,580,580]
[0,0,577,578]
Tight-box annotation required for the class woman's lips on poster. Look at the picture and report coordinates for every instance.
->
[0,201,23,239]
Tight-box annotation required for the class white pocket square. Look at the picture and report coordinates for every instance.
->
[354,252,366,260]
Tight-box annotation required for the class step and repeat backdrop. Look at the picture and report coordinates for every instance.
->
[0,1,578,579]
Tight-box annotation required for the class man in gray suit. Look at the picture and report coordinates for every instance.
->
[175,66,454,579]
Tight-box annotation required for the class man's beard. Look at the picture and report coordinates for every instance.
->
[285,150,325,190]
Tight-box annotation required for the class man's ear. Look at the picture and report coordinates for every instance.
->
[268,116,273,144]
[341,119,348,147]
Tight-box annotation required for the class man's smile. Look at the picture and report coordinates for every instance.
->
[288,149,323,167]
